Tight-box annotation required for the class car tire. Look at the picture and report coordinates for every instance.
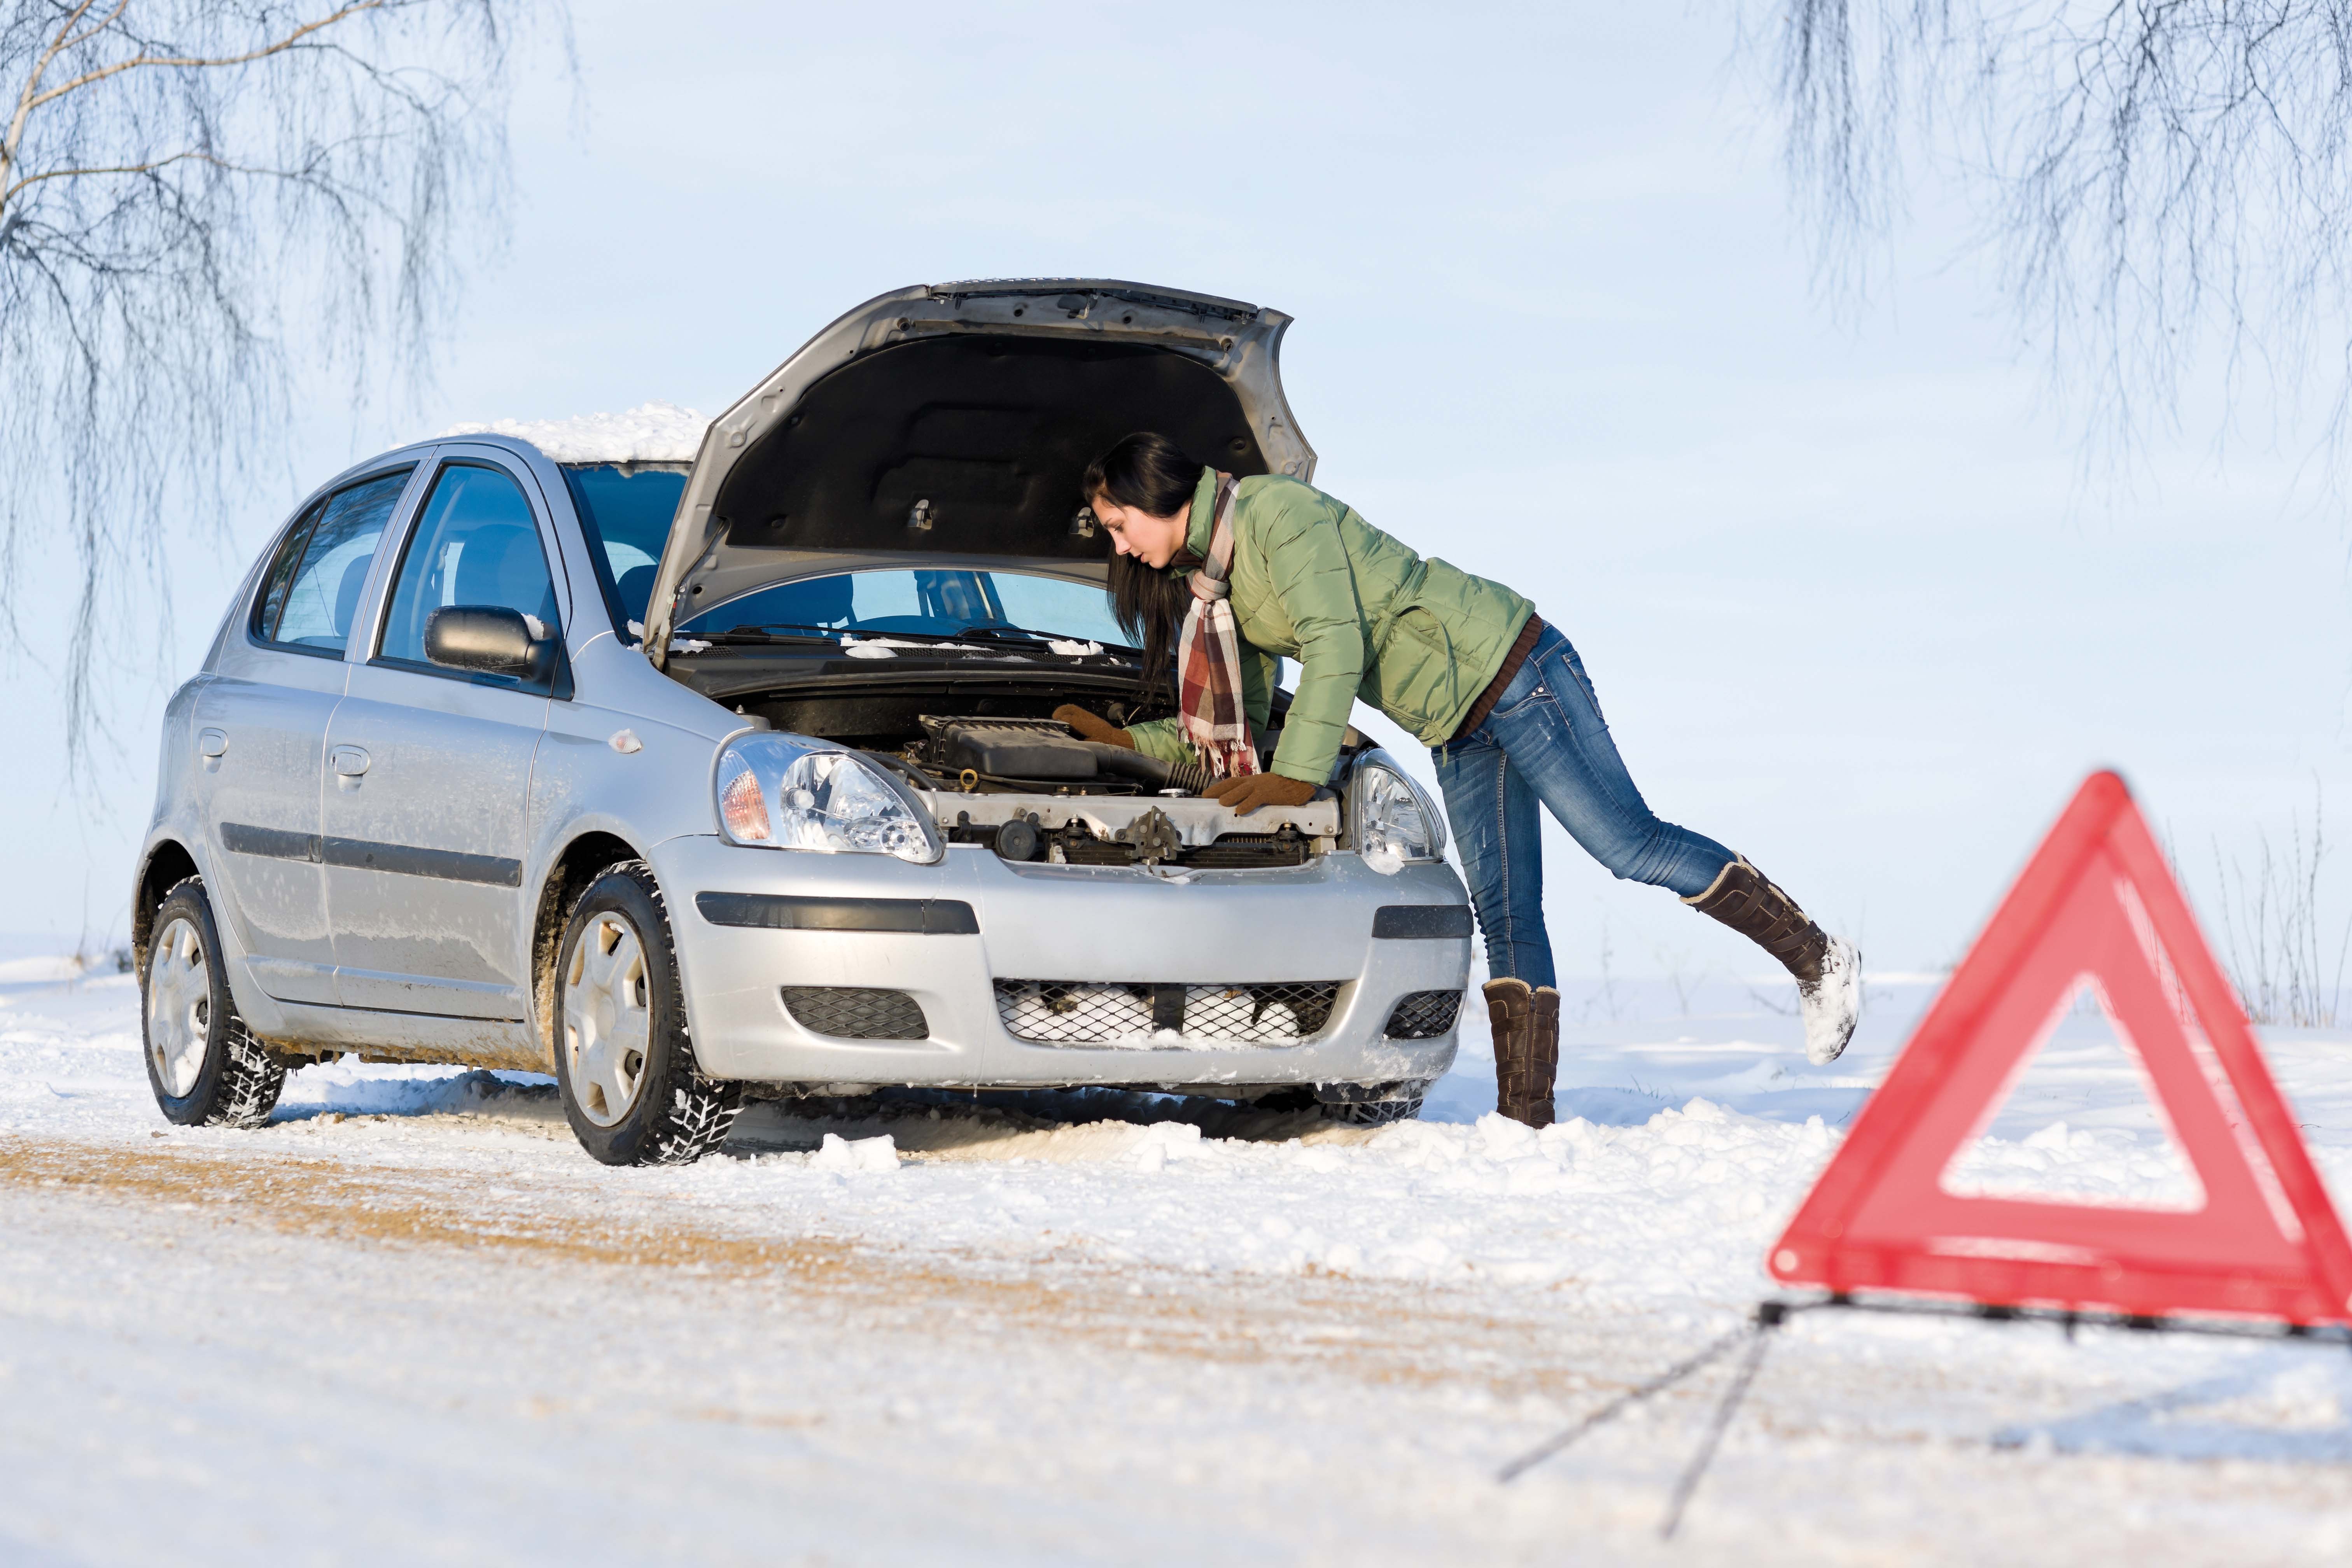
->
[142,877,288,1128]
[553,860,743,1166]
[1319,1085,1426,1126]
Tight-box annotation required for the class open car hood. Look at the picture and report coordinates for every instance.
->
[641,280,1316,664]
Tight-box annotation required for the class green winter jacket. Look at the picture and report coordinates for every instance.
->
[1126,471,1534,784]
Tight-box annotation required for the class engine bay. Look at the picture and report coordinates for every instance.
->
[725,685,1349,870]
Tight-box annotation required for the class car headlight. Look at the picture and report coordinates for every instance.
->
[1349,752,1445,873]
[713,733,943,864]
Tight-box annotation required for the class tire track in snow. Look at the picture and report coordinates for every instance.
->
[0,1130,1644,1406]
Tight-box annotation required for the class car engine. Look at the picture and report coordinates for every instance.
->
[713,687,1349,870]
[900,716,1330,870]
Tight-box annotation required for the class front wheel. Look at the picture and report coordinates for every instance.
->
[1317,1082,1428,1127]
[553,861,743,1166]
[142,878,286,1128]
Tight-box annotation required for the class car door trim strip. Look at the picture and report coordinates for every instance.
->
[220,822,324,863]
[321,836,524,887]
[1370,904,1474,939]
[695,892,980,935]
[220,822,522,887]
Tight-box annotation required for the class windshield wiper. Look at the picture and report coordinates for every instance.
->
[952,624,1054,646]
[954,624,1138,655]
[697,623,980,646]
[691,625,844,645]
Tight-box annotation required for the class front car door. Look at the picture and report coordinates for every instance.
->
[192,467,415,1004]
[323,449,569,1018]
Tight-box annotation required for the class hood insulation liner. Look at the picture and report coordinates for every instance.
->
[711,335,1269,563]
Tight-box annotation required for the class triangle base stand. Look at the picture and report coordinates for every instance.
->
[1496,1295,2352,1541]
[1784,1288,2352,1346]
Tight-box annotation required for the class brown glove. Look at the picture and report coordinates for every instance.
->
[1204,771,1318,815]
[1052,705,1133,747]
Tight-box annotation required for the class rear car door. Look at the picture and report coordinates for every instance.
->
[323,450,566,1018]
[192,468,414,1004]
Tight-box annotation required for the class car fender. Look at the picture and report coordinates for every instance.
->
[131,673,303,1036]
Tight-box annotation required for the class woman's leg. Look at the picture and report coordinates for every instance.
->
[1430,729,1554,989]
[1431,733,1561,1125]
[1478,627,1734,897]
[1474,624,1861,1061]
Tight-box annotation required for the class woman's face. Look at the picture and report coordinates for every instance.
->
[1093,496,1188,569]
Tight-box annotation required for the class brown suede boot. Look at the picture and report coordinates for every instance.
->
[1685,859,1827,984]
[1684,857,1862,1064]
[1488,978,1559,1128]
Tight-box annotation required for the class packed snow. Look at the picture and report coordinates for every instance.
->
[840,636,989,658]
[436,401,709,464]
[5,955,2352,1562]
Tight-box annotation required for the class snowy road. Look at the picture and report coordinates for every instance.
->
[5,961,2352,1564]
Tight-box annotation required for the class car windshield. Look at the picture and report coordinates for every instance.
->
[682,568,1130,648]
[562,464,687,631]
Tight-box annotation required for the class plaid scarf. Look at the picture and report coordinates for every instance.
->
[1175,472,1260,779]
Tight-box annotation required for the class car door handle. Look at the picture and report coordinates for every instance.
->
[197,728,228,758]
[330,745,371,777]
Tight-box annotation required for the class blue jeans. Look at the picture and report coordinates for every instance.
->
[1431,625,1734,990]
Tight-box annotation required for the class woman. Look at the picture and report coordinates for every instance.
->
[1054,433,1860,1127]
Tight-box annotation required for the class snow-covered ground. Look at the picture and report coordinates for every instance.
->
[5,956,2352,1564]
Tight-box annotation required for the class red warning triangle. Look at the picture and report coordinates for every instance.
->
[1768,771,2352,1325]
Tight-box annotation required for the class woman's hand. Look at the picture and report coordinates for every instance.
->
[1053,704,1132,748]
[1204,772,1318,815]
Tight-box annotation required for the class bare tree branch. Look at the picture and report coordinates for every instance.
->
[3,147,217,203]
[19,3,386,121]
[1,4,105,194]
[0,0,566,758]
[1759,1,2352,464]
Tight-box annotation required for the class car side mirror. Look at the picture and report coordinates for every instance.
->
[425,605,553,680]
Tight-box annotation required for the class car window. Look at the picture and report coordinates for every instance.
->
[682,568,1129,647]
[377,462,560,668]
[561,465,685,634]
[250,469,411,654]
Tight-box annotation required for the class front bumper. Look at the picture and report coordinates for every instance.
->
[651,835,1470,1090]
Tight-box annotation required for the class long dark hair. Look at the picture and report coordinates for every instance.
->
[1085,432,1203,696]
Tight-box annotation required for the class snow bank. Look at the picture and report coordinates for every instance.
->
[12,958,2352,1558]
[436,402,709,465]
[0,954,100,984]
[9,961,2352,1306]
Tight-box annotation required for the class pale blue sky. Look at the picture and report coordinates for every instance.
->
[11,0,2348,983]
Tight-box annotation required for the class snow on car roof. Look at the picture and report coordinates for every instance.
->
[434,401,708,465]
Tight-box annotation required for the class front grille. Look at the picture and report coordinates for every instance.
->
[1382,988,1465,1040]
[781,987,929,1040]
[994,980,1342,1045]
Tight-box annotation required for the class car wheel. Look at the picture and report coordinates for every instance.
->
[142,877,288,1128]
[553,860,743,1166]
[1318,1083,1427,1126]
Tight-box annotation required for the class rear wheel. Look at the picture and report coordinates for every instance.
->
[553,861,742,1166]
[142,878,286,1128]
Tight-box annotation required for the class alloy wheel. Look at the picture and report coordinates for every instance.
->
[147,915,211,1097]
[565,911,651,1127]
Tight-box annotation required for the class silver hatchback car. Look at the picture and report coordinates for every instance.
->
[135,280,1473,1164]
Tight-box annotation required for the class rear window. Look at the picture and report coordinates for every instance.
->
[250,469,412,655]
[562,465,685,634]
